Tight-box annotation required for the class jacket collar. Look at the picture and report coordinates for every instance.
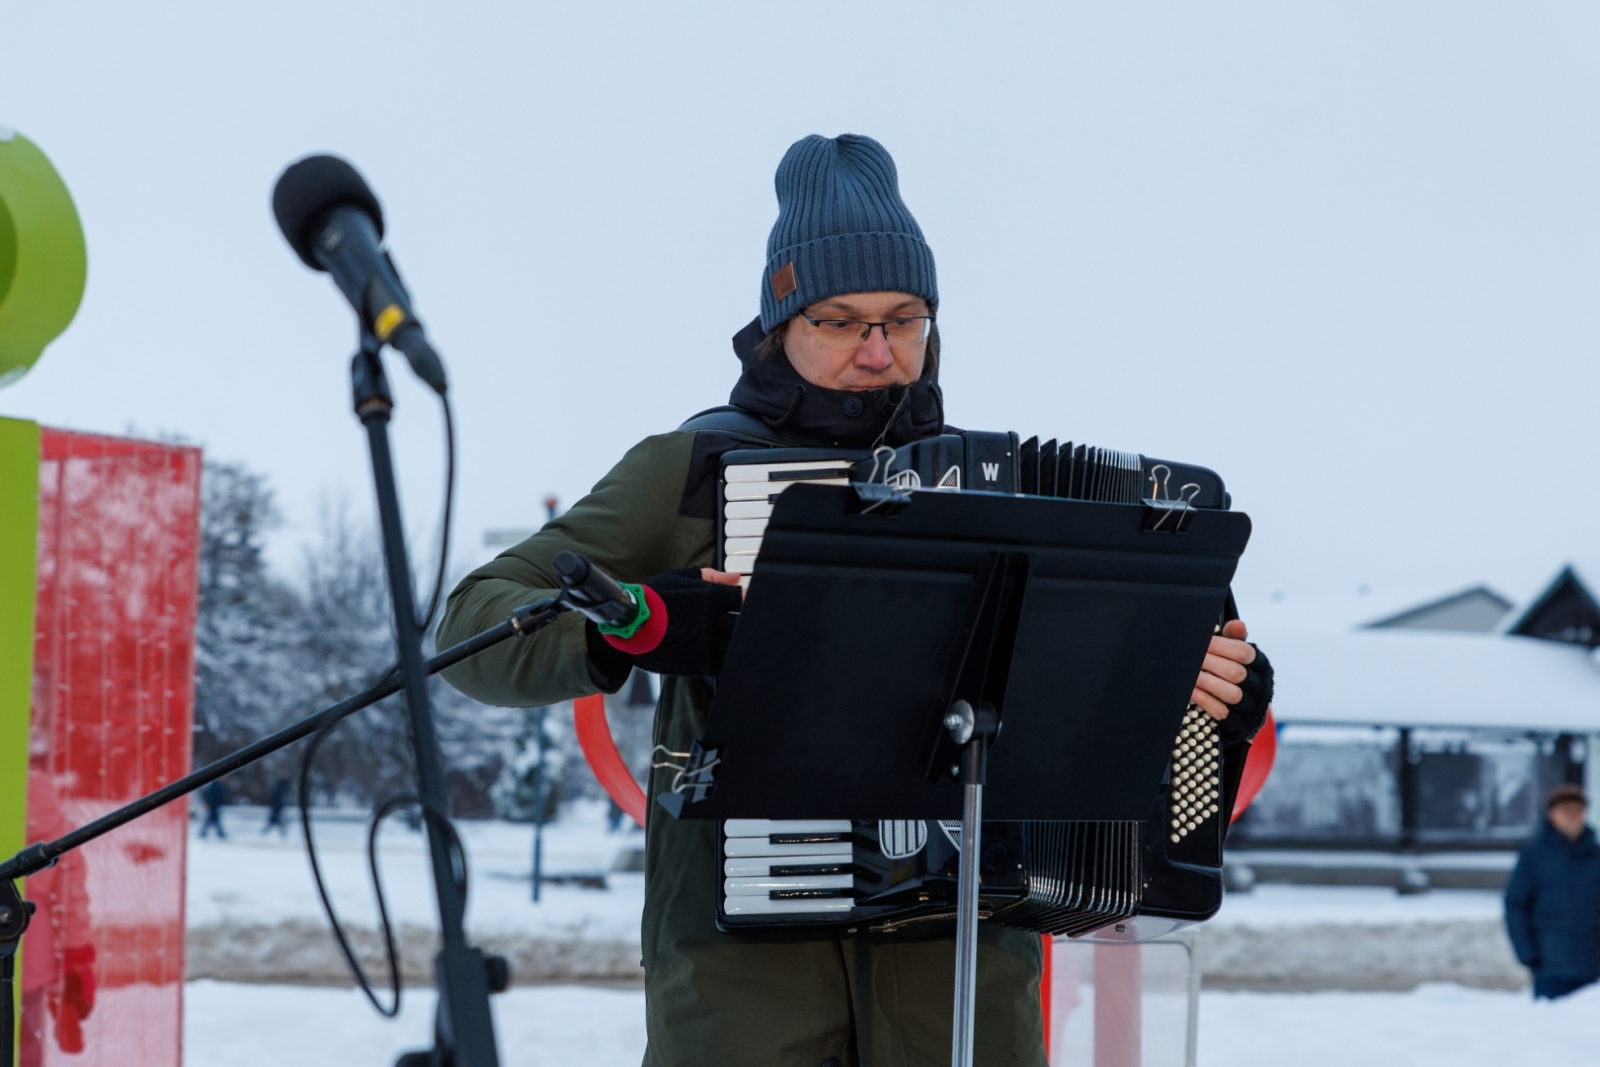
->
[1541,820,1598,852]
[725,317,944,449]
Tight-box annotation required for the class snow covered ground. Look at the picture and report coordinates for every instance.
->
[188,801,644,941]
[1198,983,1600,1067]
[195,806,1527,990]
[1210,881,1505,928]
[184,981,645,1067]
[188,802,1512,941]
[183,979,1600,1067]
[182,803,1588,1065]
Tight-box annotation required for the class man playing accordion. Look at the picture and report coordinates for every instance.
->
[439,133,1273,1067]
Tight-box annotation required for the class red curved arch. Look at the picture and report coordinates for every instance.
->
[1230,707,1277,823]
[573,694,649,829]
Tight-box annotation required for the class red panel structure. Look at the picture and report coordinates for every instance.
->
[21,429,201,1067]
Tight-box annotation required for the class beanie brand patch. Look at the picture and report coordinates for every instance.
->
[770,262,797,303]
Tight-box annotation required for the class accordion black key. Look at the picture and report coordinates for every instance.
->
[857,430,1228,509]
[712,429,1245,939]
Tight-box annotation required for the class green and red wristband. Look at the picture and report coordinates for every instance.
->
[597,582,669,654]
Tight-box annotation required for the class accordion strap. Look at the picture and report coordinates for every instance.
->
[677,405,818,448]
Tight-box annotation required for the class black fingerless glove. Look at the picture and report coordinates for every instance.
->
[584,568,743,678]
[1219,643,1274,744]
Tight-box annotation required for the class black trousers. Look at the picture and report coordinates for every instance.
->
[641,814,1047,1067]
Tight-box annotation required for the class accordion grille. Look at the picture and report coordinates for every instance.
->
[995,821,1143,937]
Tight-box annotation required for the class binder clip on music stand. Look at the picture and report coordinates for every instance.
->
[665,480,1250,1067]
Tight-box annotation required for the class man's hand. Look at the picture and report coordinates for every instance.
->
[700,568,744,596]
[1193,619,1256,721]
[585,568,744,677]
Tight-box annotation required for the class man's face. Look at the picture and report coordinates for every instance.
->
[782,291,930,392]
[1549,799,1588,841]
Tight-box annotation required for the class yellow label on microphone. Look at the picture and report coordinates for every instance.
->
[373,304,406,341]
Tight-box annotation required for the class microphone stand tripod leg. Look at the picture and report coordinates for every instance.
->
[1,878,33,1067]
[2,946,15,1067]
[351,335,498,1067]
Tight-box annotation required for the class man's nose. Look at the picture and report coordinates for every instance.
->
[855,328,895,371]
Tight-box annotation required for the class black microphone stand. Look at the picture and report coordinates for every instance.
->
[0,329,565,1067]
[348,330,499,1067]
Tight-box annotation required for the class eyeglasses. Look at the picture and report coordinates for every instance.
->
[800,311,934,351]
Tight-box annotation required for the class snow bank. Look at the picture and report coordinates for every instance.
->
[184,980,647,1067]
[1199,982,1600,1067]
[183,980,1600,1067]
[188,806,1535,991]
[187,802,642,940]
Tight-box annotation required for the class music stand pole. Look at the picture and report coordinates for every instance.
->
[948,702,998,1067]
[351,333,498,1067]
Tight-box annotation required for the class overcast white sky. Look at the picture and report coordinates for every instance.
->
[4,2,1599,630]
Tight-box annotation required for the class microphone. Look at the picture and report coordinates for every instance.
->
[551,552,641,628]
[271,154,447,394]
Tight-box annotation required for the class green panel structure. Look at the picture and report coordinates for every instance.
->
[0,122,80,1060]
[0,128,87,388]
[0,415,38,1059]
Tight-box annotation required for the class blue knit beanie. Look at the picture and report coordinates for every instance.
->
[760,134,938,333]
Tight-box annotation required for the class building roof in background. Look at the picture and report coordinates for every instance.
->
[1241,564,1600,641]
[1506,566,1600,648]
[1362,585,1514,634]
[1261,628,1600,733]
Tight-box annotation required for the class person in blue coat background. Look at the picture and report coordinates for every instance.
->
[1504,784,1600,999]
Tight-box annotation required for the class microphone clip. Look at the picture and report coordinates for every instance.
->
[350,330,395,421]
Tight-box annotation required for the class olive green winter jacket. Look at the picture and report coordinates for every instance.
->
[436,320,1046,1067]
[437,428,708,708]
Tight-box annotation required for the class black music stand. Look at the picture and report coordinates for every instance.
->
[662,483,1251,1067]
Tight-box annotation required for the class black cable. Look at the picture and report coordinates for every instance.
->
[415,391,455,631]
[297,700,473,1018]
[298,714,403,1017]
[296,361,456,1018]
[299,357,459,1021]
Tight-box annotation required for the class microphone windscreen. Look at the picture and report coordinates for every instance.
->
[271,154,385,270]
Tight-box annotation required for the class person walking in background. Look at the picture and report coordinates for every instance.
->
[262,777,291,837]
[1505,784,1600,999]
[199,778,229,839]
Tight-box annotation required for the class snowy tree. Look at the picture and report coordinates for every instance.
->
[289,499,416,806]
[606,669,657,787]
[191,459,522,814]
[192,461,307,799]
[290,501,522,813]
[491,703,570,824]
[487,671,656,824]
[430,660,522,818]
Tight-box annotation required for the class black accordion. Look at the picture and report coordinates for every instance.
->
[713,430,1247,940]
